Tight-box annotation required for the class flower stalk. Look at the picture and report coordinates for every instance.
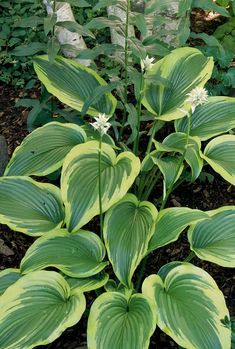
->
[91,113,111,237]
[119,0,131,139]
[133,72,144,155]
[98,135,103,237]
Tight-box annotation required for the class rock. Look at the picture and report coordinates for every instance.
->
[0,239,14,256]
[0,135,9,176]
[107,5,135,49]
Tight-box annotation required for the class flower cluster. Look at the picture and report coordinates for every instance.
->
[91,113,111,136]
[186,87,208,112]
[140,56,155,72]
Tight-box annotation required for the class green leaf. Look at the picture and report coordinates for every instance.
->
[34,55,117,117]
[192,0,230,16]
[44,14,57,36]
[65,272,109,292]
[0,271,86,349]
[155,156,184,197]
[47,37,60,64]
[142,47,214,121]
[188,206,235,267]
[56,21,95,39]
[85,17,122,30]
[142,263,231,349]
[0,177,64,236]
[93,0,123,11]
[148,207,209,251]
[87,292,156,349]
[190,32,225,53]
[175,96,235,141]
[11,42,46,56]
[178,0,193,16]
[20,229,108,277]
[160,132,203,181]
[5,122,87,177]
[177,16,191,45]
[81,81,119,117]
[202,135,235,185]
[61,141,140,232]
[13,16,43,28]
[0,269,21,296]
[66,0,91,7]
[103,194,158,287]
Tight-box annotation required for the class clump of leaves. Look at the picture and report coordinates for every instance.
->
[0,45,235,349]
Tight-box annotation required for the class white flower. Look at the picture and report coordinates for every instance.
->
[141,56,155,72]
[186,87,208,112]
[91,113,111,136]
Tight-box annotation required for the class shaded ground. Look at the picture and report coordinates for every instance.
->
[0,84,234,348]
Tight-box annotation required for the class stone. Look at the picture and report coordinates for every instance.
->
[0,135,9,176]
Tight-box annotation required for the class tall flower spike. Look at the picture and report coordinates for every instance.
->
[141,56,155,72]
[91,113,111,136]
[186,87,208,112]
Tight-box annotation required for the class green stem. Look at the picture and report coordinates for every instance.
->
[98,135,103,237]
[52,0,56,36]
[136,255,148,291]
[119,0,131,139]
[184,251,195,262]
[143,170,161,200]
[137,172,146,199]
[133,72,144,155]
[160,114,191,210]
[146,120,158,155]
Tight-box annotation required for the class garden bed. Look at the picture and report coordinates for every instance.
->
[0,83,234,349]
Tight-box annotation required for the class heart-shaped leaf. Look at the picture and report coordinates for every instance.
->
[142,263,231,349]
[201,135,235,185]
[148,207,209,251]
[103,194,158,287]
[0,269,21,296]
[142,47,213,121]
[0,271,86,349]
[188,206,235,267]
[34,55,117,117]
[175,96,235,141]
[0,177,64,236]
[61,141,140,232]
[20,229,108,277]
[5,122,87,176]
[87,292,157,349]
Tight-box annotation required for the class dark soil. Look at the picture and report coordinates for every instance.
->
[0,84,234,348]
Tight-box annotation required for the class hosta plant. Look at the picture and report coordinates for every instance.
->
[0,46,235,349]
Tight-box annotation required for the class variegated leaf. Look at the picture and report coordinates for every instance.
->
[103,194,158,287]
[61,141,140,232]
[188,206,235,267]
[142,47,213,121]
[20,229,108,277]
[201,135,235,185]
[148,207,209,251]
[87,292,156,349]
[143,263,231,349]
[0,271,86,349]
[0,177,64,236]
[34,55,117,117]
[5,122,87,176]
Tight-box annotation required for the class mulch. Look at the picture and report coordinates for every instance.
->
[0,81,234,349]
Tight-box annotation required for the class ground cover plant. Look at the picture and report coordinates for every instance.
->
[0,1,235,349]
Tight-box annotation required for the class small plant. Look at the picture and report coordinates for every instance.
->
[0,44,235,348]
[0,0,47,87]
